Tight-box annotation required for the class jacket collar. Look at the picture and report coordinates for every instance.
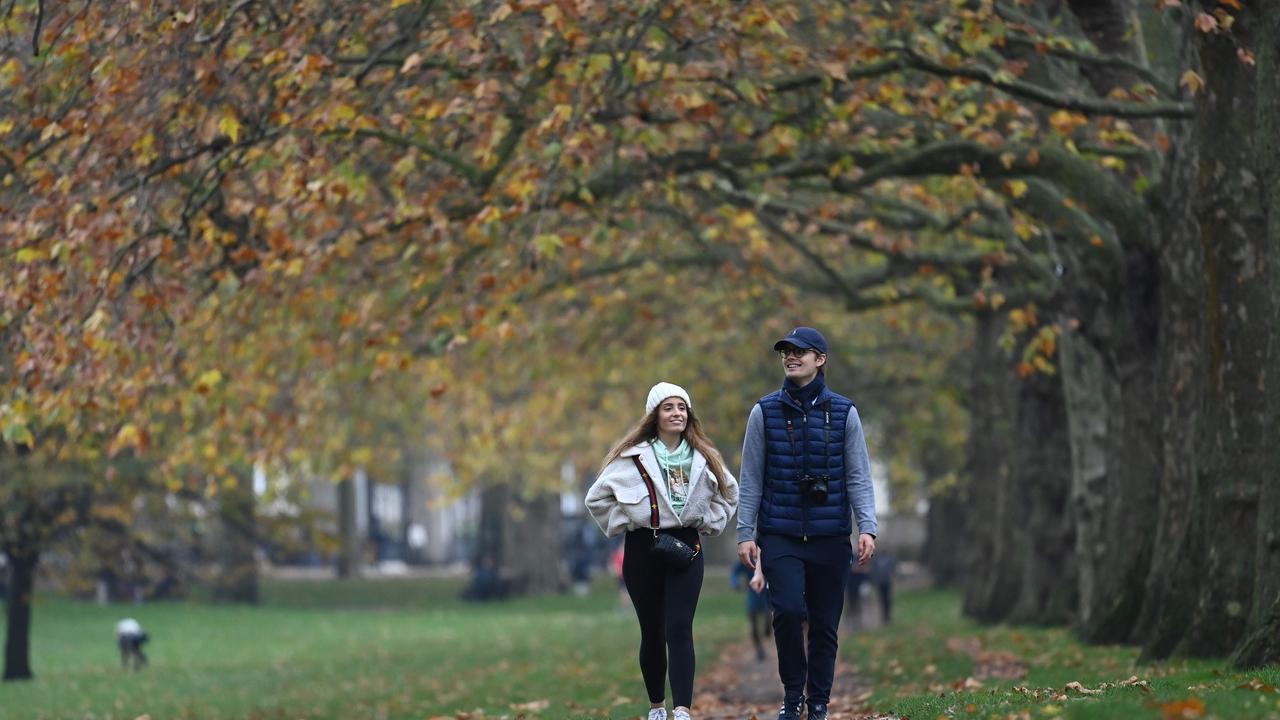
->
[620,442,708,520]
[780,379,830,412]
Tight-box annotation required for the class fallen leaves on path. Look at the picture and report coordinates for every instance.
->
[693,640,889,720]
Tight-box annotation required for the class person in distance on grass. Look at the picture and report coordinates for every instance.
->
[731,558,772,661]
[736,327,878,720]
[586,382,739,720]
[115,617,149,670]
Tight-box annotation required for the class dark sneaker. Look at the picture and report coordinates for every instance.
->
[806,703,829,720]
[777,695,805,720]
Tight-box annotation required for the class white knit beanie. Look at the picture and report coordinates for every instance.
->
[645,382,692,416]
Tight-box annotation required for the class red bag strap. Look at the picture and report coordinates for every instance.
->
[631,455,699,552]
[631,456,661,530]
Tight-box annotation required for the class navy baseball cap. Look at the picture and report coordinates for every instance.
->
[773,327,828,354]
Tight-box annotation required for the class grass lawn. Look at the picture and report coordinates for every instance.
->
[843,589,1280,720]
[1,571,747,720]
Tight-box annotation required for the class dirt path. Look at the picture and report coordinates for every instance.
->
[692,635,887,720]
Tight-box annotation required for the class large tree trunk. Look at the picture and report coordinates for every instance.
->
[502,486,564,596]
[1066,252,1162,644]
[475,481,564,597]
[1052,0,1166,644]
[211,480,259,604]
[1233,0,1280,669]
[961,312,1021,621]
[2,548,37,681]
[1179,8,1267,657]
[1135,198,1206,658]
[1134,26,1206,659]
[1008,372,1076,625]
[1058,321,1109,633]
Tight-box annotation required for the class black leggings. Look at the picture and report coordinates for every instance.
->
[623,528,705,707]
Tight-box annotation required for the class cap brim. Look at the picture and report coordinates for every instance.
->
[773,338,815,351]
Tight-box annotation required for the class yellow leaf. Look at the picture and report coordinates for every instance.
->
[194,369,223,394]
[1006,179,1028,198]
[219,111,241,143]
[732,210,757,229]
[15,247,45,263]
[110,423,145,455]
[1180,70,1205,96]
[533,233,563,257]
[391,0,412,7]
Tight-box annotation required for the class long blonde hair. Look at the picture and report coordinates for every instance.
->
[600,404,730,496]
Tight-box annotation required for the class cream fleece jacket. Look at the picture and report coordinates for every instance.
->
[586,442,739,538]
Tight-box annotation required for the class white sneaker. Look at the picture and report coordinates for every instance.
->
[647,709,668,720]
[673,709,692,720]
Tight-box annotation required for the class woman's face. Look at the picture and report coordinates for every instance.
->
[656,397,688,437]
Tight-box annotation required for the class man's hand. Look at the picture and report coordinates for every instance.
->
[856,533,876,567]
[738,540,759,570]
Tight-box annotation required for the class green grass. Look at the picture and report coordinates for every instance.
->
[2,572,746,720]
[843,589,1280,719]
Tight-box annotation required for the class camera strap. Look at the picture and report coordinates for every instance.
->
[784,399,833,482]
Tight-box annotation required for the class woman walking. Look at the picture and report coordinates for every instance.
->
[586,382,738,720]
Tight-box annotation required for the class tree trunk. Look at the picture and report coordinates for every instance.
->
[1179,8,1267,657]
[1134,50,1207,659]
[1009,371,1076,625]
[1063,251,1162,643]
[961,312,1021,621]
[335,478,361,579]
[502,487,564,596]
[1233,0,1280,668]
[1135,211,1206,658]
[2,549,37,681]
[923,484,967,586]
[1233,595,1280,668]
[1059,322,1110,631]
[211,481,259,604]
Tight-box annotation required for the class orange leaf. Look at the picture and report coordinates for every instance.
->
[1160,698,1205,719]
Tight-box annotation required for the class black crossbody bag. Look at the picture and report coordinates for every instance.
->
[631,456,701,569]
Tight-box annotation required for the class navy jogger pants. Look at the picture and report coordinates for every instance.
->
[759,533,852,705]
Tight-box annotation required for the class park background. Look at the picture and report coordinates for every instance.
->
[2,0,1279,718]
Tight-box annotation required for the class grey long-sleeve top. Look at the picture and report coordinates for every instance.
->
[735,402,878,543]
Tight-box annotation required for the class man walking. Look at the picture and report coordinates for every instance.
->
[737,327,878,720]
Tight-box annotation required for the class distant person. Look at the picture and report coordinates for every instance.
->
[867,552,895,625]
[731,560,772,661]
[115,618,148,670]
[461,556,505,602]
[570,542,592,598]
[586,382,739,720]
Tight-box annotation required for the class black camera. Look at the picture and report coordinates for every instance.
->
[799,475,831,504]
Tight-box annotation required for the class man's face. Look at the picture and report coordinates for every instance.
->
[779,345,825,385]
